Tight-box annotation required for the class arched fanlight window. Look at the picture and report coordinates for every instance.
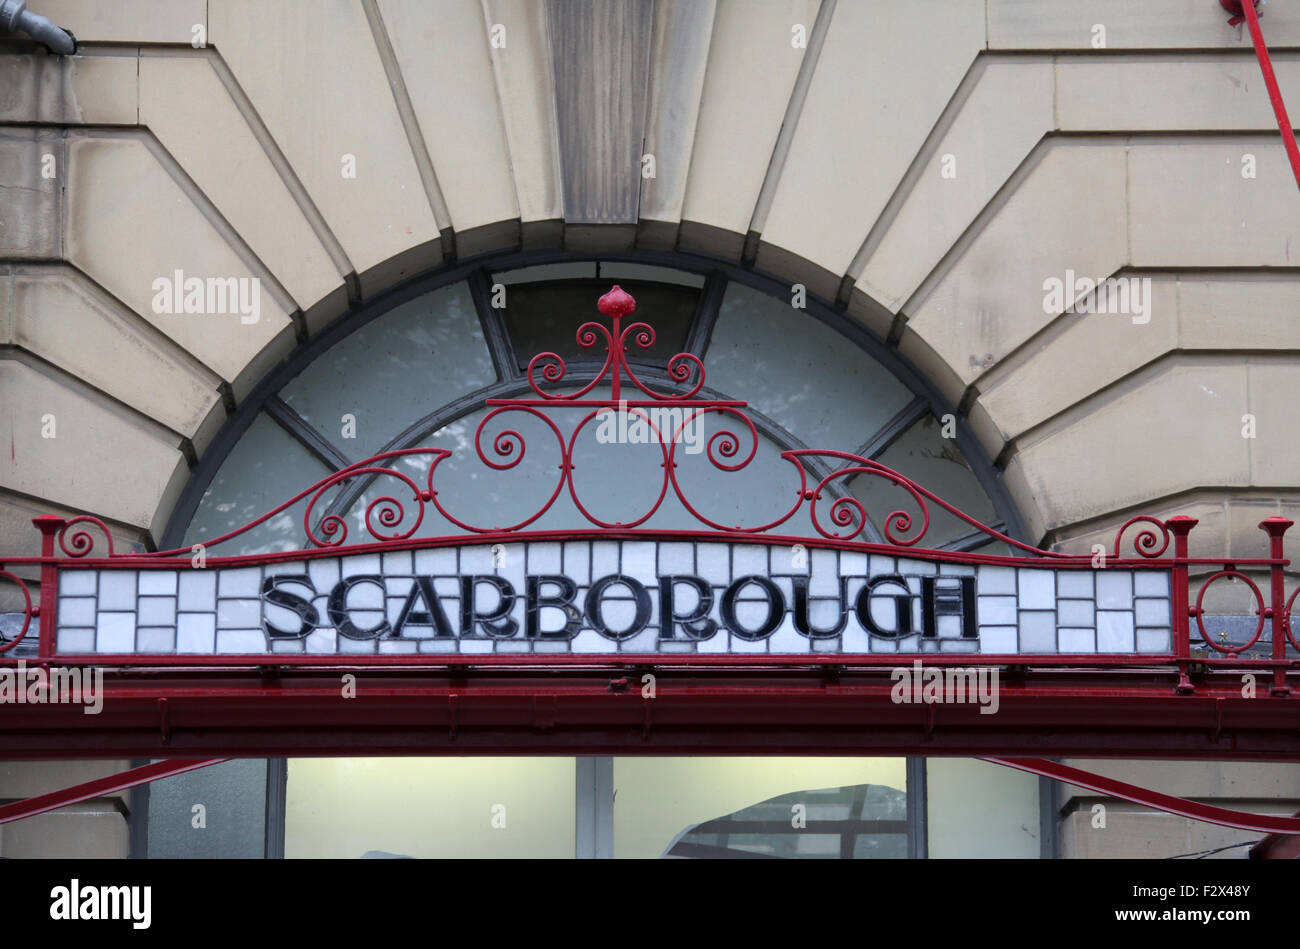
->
[165,255,1023,558]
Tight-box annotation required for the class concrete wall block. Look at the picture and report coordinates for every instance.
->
[482,0,563,226]
[1129,141,1300,267]
[64,135,296,395]
[0,759,134,801]
[379,0,520,234]
[0,360,189,534]
[975,276,1179,443]
[1011,363,1251,532]
[35,0,207,44]
[139,54,341,313]
[989,0,1300,50]
[638,0,716,232]
[905,143,1129,392]
[858,59,1055,313]
[678,0,819,255]
[210,0,441,281]
[11,267,224,443]
[0,802,129,859]
[1059,54,1300,131]
[758,0,985,279]
[0,129,60,258]
[0,52,139,125]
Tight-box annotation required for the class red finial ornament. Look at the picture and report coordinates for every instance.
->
[597,284,636,317]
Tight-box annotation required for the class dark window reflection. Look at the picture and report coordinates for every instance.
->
[500,279,698,372]
[662,783,907,858]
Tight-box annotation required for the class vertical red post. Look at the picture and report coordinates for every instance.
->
[32,516,64,661]
[1259,516,1292,696]
[1167,516,1198,693]
[1238,0,1300,193]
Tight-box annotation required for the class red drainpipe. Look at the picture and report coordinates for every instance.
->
[1221,0,1300,192]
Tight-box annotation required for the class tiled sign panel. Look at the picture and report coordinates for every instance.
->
[54,541,1174,657]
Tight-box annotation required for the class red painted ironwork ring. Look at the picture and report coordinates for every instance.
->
[1194,569,1266,654]
[0,570,33,653]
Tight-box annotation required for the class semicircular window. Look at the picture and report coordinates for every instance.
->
[171,260,1015,557]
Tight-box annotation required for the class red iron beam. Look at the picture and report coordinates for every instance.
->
[985,756,1300,834]
[1237,0,1300,192]
[0,757,228,825]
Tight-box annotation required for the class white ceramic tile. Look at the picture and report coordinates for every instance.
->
[898,558,937,576]
[1135,598,1171,627]
[216,598,261,629]
[590,541,620,580]
[978,596,1017,625]
[939,562,976,576]
[1058,627,1096,653]
[339,553,382,576]
[1057,571,1094,597]
[1097,610,1136,651]
[1018,569,1056,610]
[177,613,216,652]
[561,542,592,584]
[1019,611,1057,652]
[137,597,176,627]
[977,565,1016,594]
[1134,571,1171,597]
[413,547,456,576]
[978,626,1018,653]
[98,571,137,611]
[218,567,261,598]
[178,571,217,611]
[1136,628,1172,653]
[139,571,178,595]
[59,571,97,596]
[622,541,657,579]
[95,612,136,652]
[528,542,562,573]
[56,628,95,653]
[1058,600,1094,627]
[868,555,896,576]
[58,597,96,627]
[1097,571,1134,609]
[137,627,175,653]
[381,550,412,574]
[216,629,267,653]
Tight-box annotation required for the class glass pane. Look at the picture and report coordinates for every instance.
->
[705,282,913,453]
[848,414,997,547]
[281,282,495,459]
[338,387,822,538]
[183,414,330,555]
[284,757,576,858]
[613,757,907,858]
[498,279,697,372]
[146,759,268,858]
[926,758,1040,858]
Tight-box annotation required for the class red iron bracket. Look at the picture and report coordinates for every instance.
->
[0,757,228,825]
[984,756,1300,834]
[1222,0,1300,192]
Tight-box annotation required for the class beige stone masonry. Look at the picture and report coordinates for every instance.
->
[139,53,343,318]
[209,0,442,295]
[678,0,820,260]
[0,51,138,125]
[64,135,296,400]
[5,266,225,452]
[0,361,189,537]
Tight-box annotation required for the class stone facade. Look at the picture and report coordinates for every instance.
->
[1,0,1297,857]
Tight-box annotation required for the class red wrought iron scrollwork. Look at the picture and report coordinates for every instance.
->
[79,284,1054,558]
[9,286,1298,683]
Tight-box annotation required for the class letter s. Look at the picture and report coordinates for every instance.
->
[262,574,319,639]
